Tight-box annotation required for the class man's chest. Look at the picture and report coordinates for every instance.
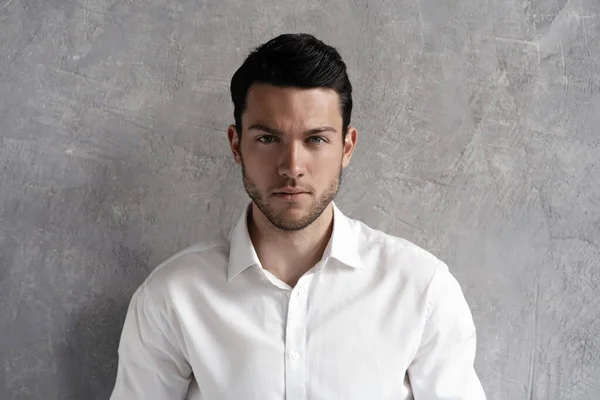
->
[174,271,426,399]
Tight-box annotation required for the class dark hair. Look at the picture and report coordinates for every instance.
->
[230,33,353,139]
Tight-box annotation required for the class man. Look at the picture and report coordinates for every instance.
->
[110,33,486,399]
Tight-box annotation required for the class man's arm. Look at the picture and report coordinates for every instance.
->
[408,266,486,399]
[110,283,192,400]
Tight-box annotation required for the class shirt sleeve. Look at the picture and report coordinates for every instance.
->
[407,266,487,399]
[110,283,192,400]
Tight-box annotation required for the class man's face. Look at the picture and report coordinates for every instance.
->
[228,83,357,231]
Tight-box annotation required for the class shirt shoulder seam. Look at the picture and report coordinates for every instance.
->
[145,241,226,282]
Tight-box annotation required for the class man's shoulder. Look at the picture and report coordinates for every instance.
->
[142,234,229,290]
[349,215,449,282]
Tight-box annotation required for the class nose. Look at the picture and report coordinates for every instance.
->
[278,141,306,179]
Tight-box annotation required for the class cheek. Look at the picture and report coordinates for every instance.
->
[312,154,342,180]
[315,148,343,168]
[243,154,275,183]
[247,152,275,170]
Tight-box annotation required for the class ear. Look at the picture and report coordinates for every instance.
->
[341,126,358,168]
[227,124,243,166]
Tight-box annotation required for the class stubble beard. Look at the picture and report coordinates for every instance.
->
[241,158,342,232]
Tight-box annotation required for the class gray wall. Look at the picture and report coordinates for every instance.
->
[1,0,599,399]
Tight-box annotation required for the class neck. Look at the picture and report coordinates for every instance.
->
[248,202,334,287]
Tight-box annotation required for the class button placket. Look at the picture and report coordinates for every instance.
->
[284,278,311,400]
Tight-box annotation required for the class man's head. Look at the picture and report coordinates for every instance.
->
[227,33,357,231]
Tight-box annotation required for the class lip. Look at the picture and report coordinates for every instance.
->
[273,192,309,201]
[273,187,310,195]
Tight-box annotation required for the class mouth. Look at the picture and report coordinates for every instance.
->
[272,189,310,200]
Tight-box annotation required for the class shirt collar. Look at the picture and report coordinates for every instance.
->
[227,201,362,280]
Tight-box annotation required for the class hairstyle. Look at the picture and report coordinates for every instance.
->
[230,33,353,140]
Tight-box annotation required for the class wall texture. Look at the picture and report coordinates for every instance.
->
[1,0,599,399]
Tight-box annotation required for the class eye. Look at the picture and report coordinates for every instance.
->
[307,136,326,144]
[257,135,278,143]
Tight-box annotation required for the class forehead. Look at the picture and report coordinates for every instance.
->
[243,83,342,128]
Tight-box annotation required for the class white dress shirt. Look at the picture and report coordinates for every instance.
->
[110,202,486,399]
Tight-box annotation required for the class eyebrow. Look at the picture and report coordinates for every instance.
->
[247,123,338,136]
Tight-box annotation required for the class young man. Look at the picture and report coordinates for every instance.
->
[110,33,486,399]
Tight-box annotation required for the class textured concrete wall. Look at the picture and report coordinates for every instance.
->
[1,0,599,399]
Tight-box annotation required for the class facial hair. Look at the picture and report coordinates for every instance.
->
[241,158,342,232]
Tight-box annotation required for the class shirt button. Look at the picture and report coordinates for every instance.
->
[290,350,299,360]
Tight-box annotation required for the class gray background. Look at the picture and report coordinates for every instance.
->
[1,0,599,399]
